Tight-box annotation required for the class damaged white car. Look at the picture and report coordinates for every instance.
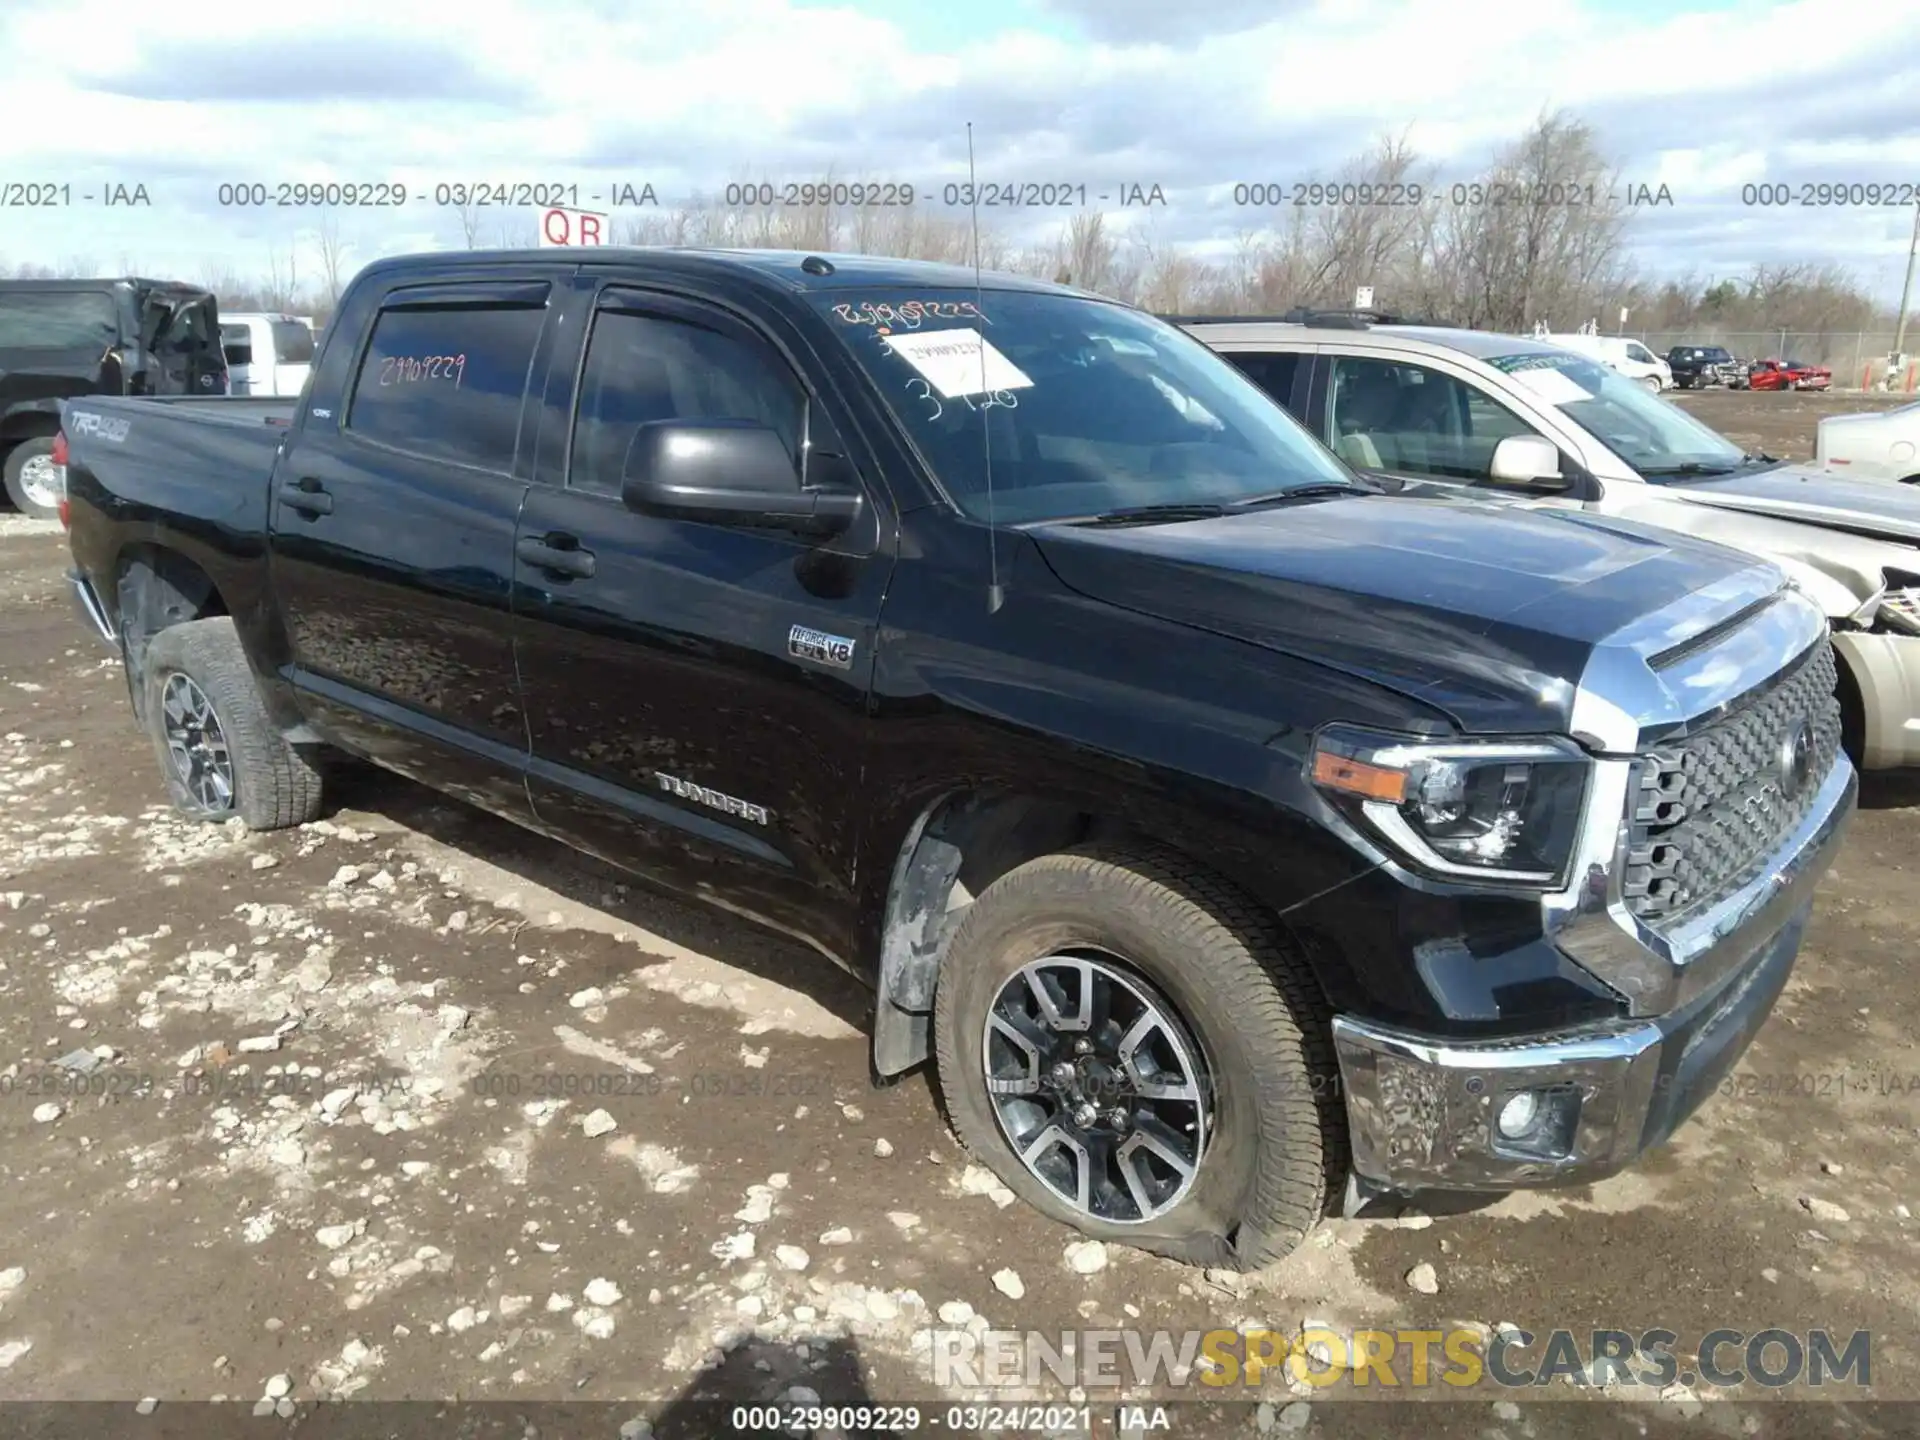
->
[1180,317,1920,769]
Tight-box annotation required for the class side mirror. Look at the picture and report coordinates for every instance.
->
[621,421,862,538]
[1488,434,1568,490]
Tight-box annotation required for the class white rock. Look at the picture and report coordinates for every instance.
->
[250,855,279,871]
[1277,1402,1312,1433]
[873,1138,894,1157]
[0,1268,24,1294]
[575,1309,617,1339]
[236,1035,280,1054]
[818,1226,854,1246]
[1762,1267,1780,1283]
[735,1185,777,1224]
[992,1269,1025,1299]
[1899,1205,1912,1220]
[546,1294,573,1312]
[581,1109,617,1139]
[497,1295,532,1318]
[1800,1196,1851,1224]
[135,1397,158,1414]
[887,1212,921,1230]
[774,1245,810,1272]
[446,1307,478,1332]
[1493,1400,1522,1421]
[584,1278,622,1306]
[31,1103,61,1124]
[266,1138,306,1168]
[264,1374,291,1399]
[340,1339,371,1368]
[569,988,606,1009]
[320,1087,358,1118]
[866,1291,900,1321]
[1406,1262,1440,1294]
[401,1161,432,1178]
[0,1340,30,1369]
[1063,1240,1108,1275]
[368,870,396,891]
[712,1231,756,1262]
[315,1223,359,1250]
[1820,1161,1843,1176]
[328,866,361,888]
[618,1419,653,1440]
[937,1300,975,1325]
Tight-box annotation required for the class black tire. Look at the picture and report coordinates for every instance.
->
[141,617,324,829]
[3,436,60,520]
[932,846,1343,1270]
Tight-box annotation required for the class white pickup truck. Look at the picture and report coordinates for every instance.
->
[220,312,314,398]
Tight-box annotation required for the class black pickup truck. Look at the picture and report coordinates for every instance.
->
[1,277,228,517]
[1665,344,1745,390]
[57,249,1855,1268]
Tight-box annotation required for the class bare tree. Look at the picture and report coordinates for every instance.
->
[314,216,351,311]
[456,202,483,249]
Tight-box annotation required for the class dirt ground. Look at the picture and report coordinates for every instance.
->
[4,441,1920,1438]
[1669,387,1916,463]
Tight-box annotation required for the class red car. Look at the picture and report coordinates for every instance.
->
[1748,357,1832,391]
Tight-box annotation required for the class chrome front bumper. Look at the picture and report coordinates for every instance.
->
[1331,753,1857,1192]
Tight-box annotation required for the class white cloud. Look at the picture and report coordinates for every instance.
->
[0,0,1914,297]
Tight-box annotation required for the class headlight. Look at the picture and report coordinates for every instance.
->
[1308,726,1592,887]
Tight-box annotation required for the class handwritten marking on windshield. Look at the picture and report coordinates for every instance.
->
[833,300,990,328]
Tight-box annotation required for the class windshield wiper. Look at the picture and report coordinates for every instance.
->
[1640,461,1742,479]
[1229,480,1377,509]
[1072,503,1229,527]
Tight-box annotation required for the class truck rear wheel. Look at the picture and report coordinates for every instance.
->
[3,437,61,520]
[140,617,324,829]
[932,846,1343,1270]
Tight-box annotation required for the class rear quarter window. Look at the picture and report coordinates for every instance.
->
[0,290,119,349]
[272,321,315,364]
[345,302,546,471]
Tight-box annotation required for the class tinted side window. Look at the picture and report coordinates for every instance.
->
[569,309,803,497]
[0,291,119,348]
[1226,352,1303,412]
[273,321,315,364]
[346,304,545,471]
[1327,356,1542,483]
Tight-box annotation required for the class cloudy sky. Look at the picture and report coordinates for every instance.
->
[2,0,1918,302]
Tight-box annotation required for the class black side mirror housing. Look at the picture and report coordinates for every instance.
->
[621,421,862,537]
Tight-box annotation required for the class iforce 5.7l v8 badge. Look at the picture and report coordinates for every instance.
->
[788,624,856,670]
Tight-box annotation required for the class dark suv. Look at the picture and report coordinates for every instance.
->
[0,278,227,517]
[1666,344,1745,390]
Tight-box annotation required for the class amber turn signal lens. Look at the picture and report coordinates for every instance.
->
[1311,751,1408,804]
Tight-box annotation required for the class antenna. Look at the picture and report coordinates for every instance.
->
[967,121,1004,614]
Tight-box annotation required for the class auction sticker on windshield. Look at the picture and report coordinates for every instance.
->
[1507,366,1592,407]
[882,327,1034,398]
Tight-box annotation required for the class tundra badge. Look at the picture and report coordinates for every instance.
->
[788,624,856,670]
[655,773,770,826]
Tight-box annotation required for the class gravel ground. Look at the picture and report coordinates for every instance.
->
[3,471,1920,1439]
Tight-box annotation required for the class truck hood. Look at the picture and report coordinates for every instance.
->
[1672,462,1920,544]
[1029,492,1776,736]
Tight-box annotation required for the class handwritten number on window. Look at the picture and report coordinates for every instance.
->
[377,353,467,387]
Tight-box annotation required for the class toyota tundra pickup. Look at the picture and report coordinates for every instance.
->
[56,249,1855,1270]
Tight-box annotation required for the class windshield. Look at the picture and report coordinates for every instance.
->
[1487,349,1749,477]
[812,288,1357,522]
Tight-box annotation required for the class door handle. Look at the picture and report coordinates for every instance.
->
[516,534,596,579]
[278,480,332,516]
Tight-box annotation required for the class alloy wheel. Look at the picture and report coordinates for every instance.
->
[981,952,1211,1224]
[17,453,59,510]
[161,673,235,811]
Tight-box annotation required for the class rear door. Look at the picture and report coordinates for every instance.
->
[266,270,567,817]
[510,278,893,957]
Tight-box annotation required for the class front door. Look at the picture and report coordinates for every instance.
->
[267,274,562,816]
[511,283,893,959]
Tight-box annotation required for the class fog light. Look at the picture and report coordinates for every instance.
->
[1496,1090,1542,1138]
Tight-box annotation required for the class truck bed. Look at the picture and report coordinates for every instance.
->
[111,394,299,427]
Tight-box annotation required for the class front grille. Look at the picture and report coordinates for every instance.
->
[1621,637,1842,925]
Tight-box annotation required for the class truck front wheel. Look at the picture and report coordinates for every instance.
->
[932,847,1343,1270]
[140,617,324,829]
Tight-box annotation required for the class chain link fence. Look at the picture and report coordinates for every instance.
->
[1627,331,1917,390]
